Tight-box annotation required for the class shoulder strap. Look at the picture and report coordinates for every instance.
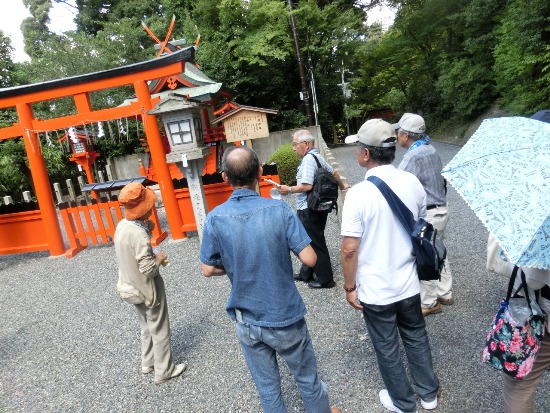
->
[367,176,415,233]
[307,152,323,169]
[507,265,537,313]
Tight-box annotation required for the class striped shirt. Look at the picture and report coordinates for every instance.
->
[397,143,446,206]
[296,148,333,211]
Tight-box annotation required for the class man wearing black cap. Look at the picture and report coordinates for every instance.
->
[395,113,453,316]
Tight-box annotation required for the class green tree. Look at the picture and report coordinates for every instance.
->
[0,31,15,88]
[493,0,550,114]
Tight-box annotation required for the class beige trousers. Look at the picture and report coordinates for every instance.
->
[503,333,550,413]
[134,276,176,382]
[421,204,453,306]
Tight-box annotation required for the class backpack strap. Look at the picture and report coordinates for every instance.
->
[308,152,323,169]
[367,176,415,234]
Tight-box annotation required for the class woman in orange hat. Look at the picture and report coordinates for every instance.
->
[114,182,186,385]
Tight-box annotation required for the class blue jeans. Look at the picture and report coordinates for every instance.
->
[361,294,439,413]
[235,317,331,413]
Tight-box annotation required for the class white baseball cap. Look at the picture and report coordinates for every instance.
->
[345,119,397,147]
[395,113,426,134]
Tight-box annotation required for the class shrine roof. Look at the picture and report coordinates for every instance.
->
[119,83,229,107]
[146,61,222,94]
[0,47,194,99]
[183,62,216,85]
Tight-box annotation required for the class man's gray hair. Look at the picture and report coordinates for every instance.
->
[293,129,315,143]
[407,131,426,141]
[358,142,396,165]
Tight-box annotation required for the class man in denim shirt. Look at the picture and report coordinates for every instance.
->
[200,146,340,413]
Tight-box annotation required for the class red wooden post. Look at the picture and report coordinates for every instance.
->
[134,80,185,240]
[16,103,66,256]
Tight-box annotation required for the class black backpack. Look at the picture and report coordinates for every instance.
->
[367,176,447,281]
[306,153,339,212]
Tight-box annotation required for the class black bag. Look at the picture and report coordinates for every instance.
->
[367,176,447,281]
[306,153,339,212]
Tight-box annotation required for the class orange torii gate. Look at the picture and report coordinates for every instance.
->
[0,48,195,256]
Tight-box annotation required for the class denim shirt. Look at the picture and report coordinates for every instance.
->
[200,188,311,327]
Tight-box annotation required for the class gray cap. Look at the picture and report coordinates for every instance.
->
[345,119,397,147]
[396,113,425,134]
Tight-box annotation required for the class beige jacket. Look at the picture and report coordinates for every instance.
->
[114,219,160,308]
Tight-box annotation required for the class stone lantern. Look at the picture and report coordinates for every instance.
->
[148,92,211,238]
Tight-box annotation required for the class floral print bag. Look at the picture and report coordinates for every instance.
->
[482,266,546,379]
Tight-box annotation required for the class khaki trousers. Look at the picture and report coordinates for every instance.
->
[421,204,453,306]
[503,333,550,413]
[134,276,176,382]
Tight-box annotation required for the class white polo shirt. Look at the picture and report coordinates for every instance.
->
[341,165,426,305]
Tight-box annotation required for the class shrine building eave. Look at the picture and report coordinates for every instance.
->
[0,47,195,101]
[119,83,233,107]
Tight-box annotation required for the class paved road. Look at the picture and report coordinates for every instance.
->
[0,141,548,412]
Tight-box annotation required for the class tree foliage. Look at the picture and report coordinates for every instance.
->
[0,0,548,197]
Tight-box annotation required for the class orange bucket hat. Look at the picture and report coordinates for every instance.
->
[118,182,157,220]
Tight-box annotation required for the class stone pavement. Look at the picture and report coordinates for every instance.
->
[0,142,548,412]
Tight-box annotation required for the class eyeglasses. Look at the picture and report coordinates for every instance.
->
[292,141,305,147]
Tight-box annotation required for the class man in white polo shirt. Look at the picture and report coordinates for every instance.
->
[341,119,439,413]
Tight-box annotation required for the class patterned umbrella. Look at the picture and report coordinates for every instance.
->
[442,116,550,269]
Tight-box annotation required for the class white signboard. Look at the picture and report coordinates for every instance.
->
[223,111,269,143]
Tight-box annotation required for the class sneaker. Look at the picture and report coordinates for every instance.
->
[141,366,154,374]
[420,396,438,410]
[437,297,454,305]
[154,363,187,385]
[421,303,442,316]
[379,389,418,413]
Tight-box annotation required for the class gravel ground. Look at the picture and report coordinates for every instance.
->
[0,142,548,413]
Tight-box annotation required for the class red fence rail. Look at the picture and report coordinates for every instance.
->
[59,199,167,258]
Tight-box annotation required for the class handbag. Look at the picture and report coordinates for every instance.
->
[367,175,446,281]
[482,265,546,379]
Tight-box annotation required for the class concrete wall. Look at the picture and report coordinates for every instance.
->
[106,153,149,181]
[251,125,321,164]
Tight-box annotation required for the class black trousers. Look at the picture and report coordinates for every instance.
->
[297,208,334,284]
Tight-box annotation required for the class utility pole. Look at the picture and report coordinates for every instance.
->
[287,0,314,126]
[308,58,319,126]
[337,60,352,136]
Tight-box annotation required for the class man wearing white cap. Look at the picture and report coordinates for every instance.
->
[395,113,453,316]
[341,119,439,413]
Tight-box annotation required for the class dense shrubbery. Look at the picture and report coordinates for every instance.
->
[268,143,300,186]
[1,0,549,197]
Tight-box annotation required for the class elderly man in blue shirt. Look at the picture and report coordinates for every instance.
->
[277,129,350,289]
[200,145,340,413]
[395,113,453,316]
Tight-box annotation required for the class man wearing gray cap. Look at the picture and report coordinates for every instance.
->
[395,113,453,316]
[341,119,439,413]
